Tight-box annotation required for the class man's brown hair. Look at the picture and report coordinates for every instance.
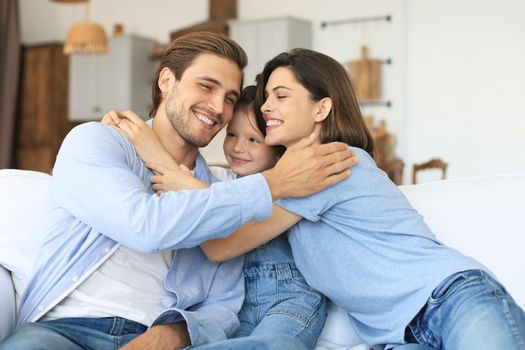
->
[149,32,248,118]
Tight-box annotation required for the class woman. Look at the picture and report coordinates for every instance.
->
[106,48,525,350]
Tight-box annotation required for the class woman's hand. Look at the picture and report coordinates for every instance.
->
[147,162,210,194]
[101,110,178,170]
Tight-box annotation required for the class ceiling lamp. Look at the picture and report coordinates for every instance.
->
[50,0,108,55]
[63,21,108,54]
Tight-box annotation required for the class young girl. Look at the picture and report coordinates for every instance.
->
[207,86,326,348]
[102,86,327,350]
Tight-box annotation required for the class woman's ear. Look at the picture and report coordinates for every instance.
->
[158,67,176,97]
[314,97,332,123]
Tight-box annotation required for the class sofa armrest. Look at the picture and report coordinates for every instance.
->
[0,265,15,342]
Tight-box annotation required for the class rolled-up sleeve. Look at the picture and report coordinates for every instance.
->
[151,256,244,346]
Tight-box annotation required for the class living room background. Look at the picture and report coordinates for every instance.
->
[17,0,525,182]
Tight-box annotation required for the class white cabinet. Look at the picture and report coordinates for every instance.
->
[68,35,156,122]
[228,17,312,85]
[200,17,312,165]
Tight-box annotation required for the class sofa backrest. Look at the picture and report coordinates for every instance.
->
[0,169,51,297]
[1,169,524,303]
[400,174,525,308]
[1,169,524,349]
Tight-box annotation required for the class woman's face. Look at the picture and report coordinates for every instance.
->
[260,67,320,148]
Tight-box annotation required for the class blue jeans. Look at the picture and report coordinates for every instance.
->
[0,317,146,350]
[397,269,525,349]
[191,334,307,350]
[0,317,307,350]
[234,236,327,349]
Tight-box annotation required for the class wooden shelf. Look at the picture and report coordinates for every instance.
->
[359,100,392,108]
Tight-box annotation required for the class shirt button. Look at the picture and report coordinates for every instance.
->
[38,305,45,311]
[72,276,79,282]
[104,247,111,254]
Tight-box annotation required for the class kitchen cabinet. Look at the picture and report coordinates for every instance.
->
[69,35,156,122]
[15,43,73,174]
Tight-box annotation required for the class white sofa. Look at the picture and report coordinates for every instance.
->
[1,169,524,349]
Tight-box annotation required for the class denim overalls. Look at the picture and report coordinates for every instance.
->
[235,234,327,349]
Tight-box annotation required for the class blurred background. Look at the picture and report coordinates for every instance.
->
[1,0,524,184]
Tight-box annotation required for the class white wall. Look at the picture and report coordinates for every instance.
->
[19,0,525,180]
[404,0,525,180]
[237,0,407,155]
[19,0,208,44]
[237,0,525,180]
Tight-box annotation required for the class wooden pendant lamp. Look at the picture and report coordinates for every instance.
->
[51,0,108,55]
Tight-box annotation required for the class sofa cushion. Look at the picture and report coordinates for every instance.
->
[0,169,51,297]
[400,173,525,309]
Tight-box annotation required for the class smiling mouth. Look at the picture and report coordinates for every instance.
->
[265,119,283,130]
[194,111,218,128]
[230,156,249,164]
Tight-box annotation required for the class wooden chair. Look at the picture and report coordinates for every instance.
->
[412,158,447,184]
[381,158,405,186]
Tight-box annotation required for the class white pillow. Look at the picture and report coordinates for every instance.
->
[314,300,368,350]
[0,169,51,296]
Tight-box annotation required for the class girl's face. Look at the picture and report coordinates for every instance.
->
[223,110,279,176]
[260,67,321,148]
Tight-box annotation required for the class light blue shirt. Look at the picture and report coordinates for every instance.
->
[276,147,487,348]
[17,121,273,346]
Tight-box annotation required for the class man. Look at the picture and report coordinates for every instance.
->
[0,32,355,350]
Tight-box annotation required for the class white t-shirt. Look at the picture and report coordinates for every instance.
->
[43,246,175,326]
[209,166,236,181]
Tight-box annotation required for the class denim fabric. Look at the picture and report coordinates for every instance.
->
[0,317,147,350]
[401,269,525,349]
[191,334,307,350]
[234,235,326,349]
[391,345,434,350]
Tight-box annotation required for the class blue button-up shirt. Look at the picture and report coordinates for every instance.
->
[276,147,485,347]
[17,122,273,346]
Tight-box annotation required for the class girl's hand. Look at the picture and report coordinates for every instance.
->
[101,110,178,170]
[100,109,123,129]
[147,162,210,194]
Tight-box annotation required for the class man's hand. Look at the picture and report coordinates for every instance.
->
[261,131,358,200]
[120,323,190,350]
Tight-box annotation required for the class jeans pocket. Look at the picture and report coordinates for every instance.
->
[267,276,326,326]
[429,270,482,304]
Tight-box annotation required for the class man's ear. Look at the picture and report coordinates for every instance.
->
[158,67,176,97]
[314,97,332,123]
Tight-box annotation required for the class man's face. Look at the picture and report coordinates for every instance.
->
[165,53,242,148]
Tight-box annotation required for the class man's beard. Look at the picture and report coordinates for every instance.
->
[165,93,219,148]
